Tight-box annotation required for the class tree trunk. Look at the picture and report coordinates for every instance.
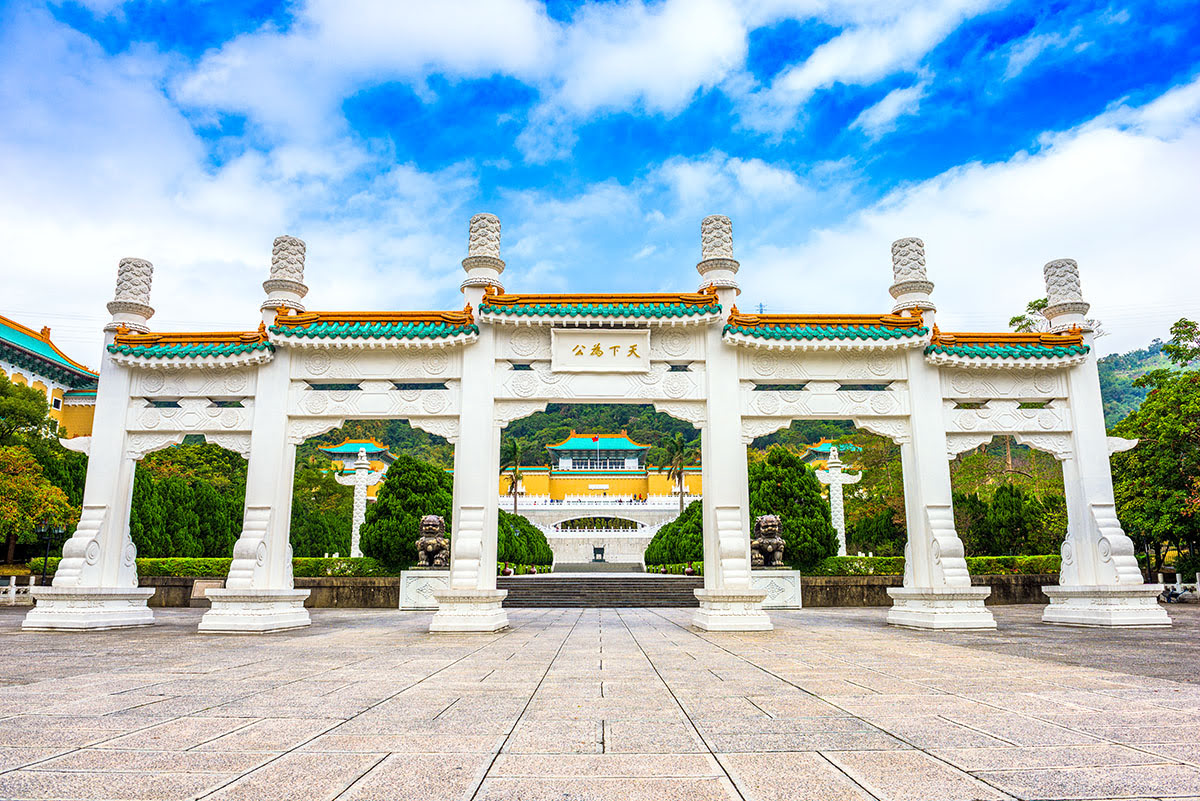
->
[4,530,15,565]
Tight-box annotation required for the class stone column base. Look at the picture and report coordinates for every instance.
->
[1042,584,1171,627]
[886,586,996,630]
[430,589,509,633]
[23,586,156,631]
[198,588,311,634]
[692,588,773,631]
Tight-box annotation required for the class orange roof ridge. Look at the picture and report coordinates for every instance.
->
[930,326,1084,347]
[481,285,719,308]
[728,310,924,330]
[273,307,475,327]
[114,324,268,347]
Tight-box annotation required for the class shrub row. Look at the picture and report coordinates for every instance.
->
[29,557,560,578]
[645,555,1062,577]
[645,563,704,576]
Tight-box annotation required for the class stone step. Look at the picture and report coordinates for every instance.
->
[497,576,704,607]
[550,562,645,573]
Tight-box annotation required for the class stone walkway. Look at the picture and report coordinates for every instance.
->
[1,605,1199,800]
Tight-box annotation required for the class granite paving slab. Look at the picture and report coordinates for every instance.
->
[1,604,1198,800]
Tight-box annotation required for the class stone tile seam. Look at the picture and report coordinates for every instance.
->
[644,608,1020,800]
[191,618,527,800]
[466,608,586,801]
[613,608,752,801]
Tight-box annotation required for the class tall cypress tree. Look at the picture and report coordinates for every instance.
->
[159,476,201,557]
[129,471,168,557]
[748,447,837,569]
[193,480,232,557]
[359,454,453,567]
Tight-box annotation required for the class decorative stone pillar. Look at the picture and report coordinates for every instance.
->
[889,238,935,315]
[694,215,770,631]
[431,215,507,632]
[24,259,158,630]
[886,240,995,630]
[1039,259,1168,626]
[334,448,384,558]
[200,238,312,633]
[816,447,861,557]
[261,235,308,318]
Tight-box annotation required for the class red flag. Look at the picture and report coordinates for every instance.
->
[591,435,599,442]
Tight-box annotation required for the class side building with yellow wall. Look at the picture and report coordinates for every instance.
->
[0,314,99,437]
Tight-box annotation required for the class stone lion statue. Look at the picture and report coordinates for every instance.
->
[751,514,785,567]
[416,515,450,567]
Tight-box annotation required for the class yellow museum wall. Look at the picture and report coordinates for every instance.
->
[500,469,701,498]
[0,365,95,437]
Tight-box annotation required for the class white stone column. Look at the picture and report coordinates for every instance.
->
[335,448,384,558]
[431,214,508,632]
[816,447,861,557]
[694,215,771,631]
[200,236,311,633]
[1039,259,1168,626]
[884,239,995,629]
[24,259,158,630]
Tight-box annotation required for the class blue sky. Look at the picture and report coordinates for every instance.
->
[2,0,1198,363]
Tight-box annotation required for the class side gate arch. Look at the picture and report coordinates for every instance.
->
[25,217,1167,634]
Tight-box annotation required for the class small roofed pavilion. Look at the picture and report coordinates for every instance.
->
[317,439,395,499]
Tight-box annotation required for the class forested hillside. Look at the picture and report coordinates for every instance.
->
[1097,339,1174,427]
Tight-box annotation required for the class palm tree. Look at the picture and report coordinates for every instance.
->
[499,437,526,513]
[658,432,698,516]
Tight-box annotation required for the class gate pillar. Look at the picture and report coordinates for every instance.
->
[885,239,995,629]
[200,237,311,633]
[431,214,508,632]
[24,258,157,630]
[693,215,771,631]
[1038,260,1168,626]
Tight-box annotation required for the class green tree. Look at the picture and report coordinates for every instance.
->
[748,447,838,569]
[982,484,1045,556]
[129,471,168,558]
[289,465,352,557]
[158,476,201,557]
[359,454,453,567]
[644,500,703,565]
[0,445,76,563]
[193,480,234,557]
[846,507,906,557]
[658,432,698,515]
[500,436,526,513]
[1111,319,1200,576]
[0,374,54,444]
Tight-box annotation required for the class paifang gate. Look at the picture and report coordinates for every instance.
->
[24,214,1169,634]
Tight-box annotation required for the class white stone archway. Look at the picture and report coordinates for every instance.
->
[25,219,1168,635]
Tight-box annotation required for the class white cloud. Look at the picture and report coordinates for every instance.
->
[850,80,928,138]
[739,0,996,132]
[740,75,1200,353]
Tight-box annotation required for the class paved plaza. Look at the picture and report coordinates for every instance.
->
[1,605,1198,801]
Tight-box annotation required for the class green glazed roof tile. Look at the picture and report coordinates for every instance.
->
[271,321,479,339]
[724,324,928,341]
[480,302,718,318]
[108,340,275,359]
[925,342,1090,359]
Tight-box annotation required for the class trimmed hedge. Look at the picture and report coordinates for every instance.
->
[802,555,1061,576]
[29,557,389,578]
[30,557,559,578]
[644,563,704,576]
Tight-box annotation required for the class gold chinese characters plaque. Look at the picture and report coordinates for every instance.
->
[550,329,650,374]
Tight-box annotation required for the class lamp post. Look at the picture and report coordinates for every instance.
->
[34,520,67,585]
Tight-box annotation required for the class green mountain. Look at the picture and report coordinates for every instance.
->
[1097,340,1173,427]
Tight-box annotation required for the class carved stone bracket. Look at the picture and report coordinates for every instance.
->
[740,417,793,445]
[205,433,253,459]
[653,400,706,426]
[59,436,91,456]
[946,432,994,460]
[493,400,548,428]
[1013,432,1073,460]
[408,416,461,444]
[852,417,911,444]
[286,417,346,445]
[1107,436,1138,455]
[126,432,187,460]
